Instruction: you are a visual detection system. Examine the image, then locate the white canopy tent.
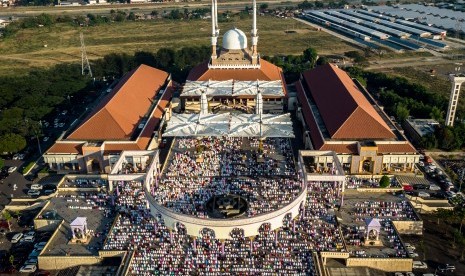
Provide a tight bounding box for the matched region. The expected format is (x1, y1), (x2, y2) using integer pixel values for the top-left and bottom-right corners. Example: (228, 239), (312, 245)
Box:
(163, 113), (230, 137)
(229, 113), (294, 137)
(181, 80), (285, 97)
(163, 112), (294, 138)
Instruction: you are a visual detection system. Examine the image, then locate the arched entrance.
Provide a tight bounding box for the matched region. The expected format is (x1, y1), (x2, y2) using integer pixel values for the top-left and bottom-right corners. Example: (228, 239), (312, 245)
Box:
(87, 159), (101, 173)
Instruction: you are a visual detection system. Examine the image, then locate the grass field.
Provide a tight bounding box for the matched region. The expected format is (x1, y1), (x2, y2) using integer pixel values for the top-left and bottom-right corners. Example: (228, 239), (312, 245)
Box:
(0, 15), (358, 76)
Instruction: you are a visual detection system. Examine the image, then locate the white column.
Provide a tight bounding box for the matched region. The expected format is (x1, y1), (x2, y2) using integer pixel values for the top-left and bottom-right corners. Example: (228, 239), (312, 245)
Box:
(200, 90), (209, 115)
(255, 89), (263, 115)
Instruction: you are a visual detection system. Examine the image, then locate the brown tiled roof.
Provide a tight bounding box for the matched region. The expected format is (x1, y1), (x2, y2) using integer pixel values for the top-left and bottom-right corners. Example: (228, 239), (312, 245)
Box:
(376, 143), (417, 153)
(301, 63), (395, 140)
(47, 142), (84, 154)
(137, 85), (173, 150)
(67, 64), (169, 141)
(187, 59), (284, 82)
(295, 80), (324, 149)
(320, 143), (358, 154)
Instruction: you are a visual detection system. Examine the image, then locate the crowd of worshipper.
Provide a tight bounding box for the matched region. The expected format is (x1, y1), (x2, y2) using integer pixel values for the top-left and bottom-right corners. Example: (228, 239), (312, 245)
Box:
(347, 200), (419, 222)
(152, 137), (301, 218)
(101, 175), (348, 275)
(342, 221), (408, 258)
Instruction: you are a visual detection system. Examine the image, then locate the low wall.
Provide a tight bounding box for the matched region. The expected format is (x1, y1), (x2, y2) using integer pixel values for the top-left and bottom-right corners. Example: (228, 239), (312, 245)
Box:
(38, 255), (102, 270)
(392, 220), (423, 235)
(146, 186), (307, 240)
(346, 257), (412, 272)
(34, 219), (62, 232)
(4, 201), (46, 212)
(356, 187), (403, 193)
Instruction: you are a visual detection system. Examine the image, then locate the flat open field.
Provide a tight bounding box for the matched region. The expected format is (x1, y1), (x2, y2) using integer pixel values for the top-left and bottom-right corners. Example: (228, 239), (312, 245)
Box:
(0, 16), (358, 76)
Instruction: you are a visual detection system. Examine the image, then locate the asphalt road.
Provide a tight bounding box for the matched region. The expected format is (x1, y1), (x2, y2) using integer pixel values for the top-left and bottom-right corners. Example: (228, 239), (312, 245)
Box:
(0, 0), (303, 18)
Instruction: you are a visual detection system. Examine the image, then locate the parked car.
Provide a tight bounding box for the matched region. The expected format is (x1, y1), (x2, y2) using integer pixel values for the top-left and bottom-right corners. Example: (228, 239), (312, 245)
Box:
(408, 250), (419, 257)
(445, 191), (456, 198)
(43, 136), (49, 142)
(438, 264), (455, 272)
(19, 264), (37, 273)
(7, 166), (17, 173)
(34, 241), (47, 251)
(24, 231), (35, 238)
(21, 236), (35, 243)
(429, 184), (441, 191)
(418, 191), (430, 198)
(405, 243), (416, 250)
(412, 261), (427, 269)
(27, 189), (40, 196)
(11, 233), (23, 243)
(24, 257), (38, 265)
(31, 184), (42, 190)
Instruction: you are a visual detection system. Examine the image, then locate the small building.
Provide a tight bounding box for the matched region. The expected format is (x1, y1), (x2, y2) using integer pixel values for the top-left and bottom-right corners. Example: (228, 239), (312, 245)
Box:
(403, 118), (439, 145)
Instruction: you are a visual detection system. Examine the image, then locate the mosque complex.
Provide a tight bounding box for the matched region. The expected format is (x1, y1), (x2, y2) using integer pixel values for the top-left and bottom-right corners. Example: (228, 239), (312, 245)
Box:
(35, 0), (423, 274)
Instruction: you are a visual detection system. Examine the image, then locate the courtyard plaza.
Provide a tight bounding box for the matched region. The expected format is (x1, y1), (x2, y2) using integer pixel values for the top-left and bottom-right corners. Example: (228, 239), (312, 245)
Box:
(152, 137), (301, 218)
(102, 176), (344, 275)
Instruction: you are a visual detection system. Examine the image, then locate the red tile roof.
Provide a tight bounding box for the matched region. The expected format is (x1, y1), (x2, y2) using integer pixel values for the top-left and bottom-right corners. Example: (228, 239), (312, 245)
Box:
(67, 64), (169, 141)
(376, 143), (417, 153)
(320, 143), (358, 154)
(295, 80), (324, 149)
(187, 59), (284, 82)
(47, 142), (84, 154)
(301, 64), (395, 140)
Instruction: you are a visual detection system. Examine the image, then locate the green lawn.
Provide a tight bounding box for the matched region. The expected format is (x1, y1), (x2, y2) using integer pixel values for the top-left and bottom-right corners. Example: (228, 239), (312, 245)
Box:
(0, 16), (358, 76)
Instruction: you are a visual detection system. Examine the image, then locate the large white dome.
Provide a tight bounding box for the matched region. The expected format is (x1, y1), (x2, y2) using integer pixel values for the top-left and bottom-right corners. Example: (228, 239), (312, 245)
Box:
(222, 28), (248, 50)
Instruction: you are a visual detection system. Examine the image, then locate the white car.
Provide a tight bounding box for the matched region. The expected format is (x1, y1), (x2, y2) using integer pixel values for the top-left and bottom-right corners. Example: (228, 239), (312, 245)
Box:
(418, 192), (430, 198)
(445, 191), (456, 198)
(21, 236), (35, 243)
(43, 136), (49, 142)
(429, 184), (441, 191)
(406, 273), (415, 276)
(11, 233), (23, 243)
(27, 189), (40, 196)
(408, 250), (419, 257)
(19, 264), (37, 273)
(413, 261), (428, 269)
(31, 184), (42, 190)
(405, 243), (416, 250)
(59, 123), (65, 127)
(7, 166), (17, 173)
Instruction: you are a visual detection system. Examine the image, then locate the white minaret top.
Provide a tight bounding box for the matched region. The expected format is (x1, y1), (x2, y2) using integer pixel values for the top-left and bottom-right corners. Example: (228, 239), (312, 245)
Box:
(211, 0), (218, 58)
(251, 0), (259, 61)
(252, 0), (258, 38)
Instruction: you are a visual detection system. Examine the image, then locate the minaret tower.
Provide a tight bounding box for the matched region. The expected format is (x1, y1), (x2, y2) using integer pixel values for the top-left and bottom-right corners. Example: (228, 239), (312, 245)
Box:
(251, 0), (259, 65)
(211, 0), (219, 61)
(446, 72), (465, 126)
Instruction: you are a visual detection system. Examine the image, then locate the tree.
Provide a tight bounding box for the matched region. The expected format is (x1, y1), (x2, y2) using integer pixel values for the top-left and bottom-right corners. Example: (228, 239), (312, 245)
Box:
(303, 47), (318, 68)
(395, 103), (410, 122)
(0, 133), (27, 154)
(260, 3), (268, 10)
(379, 175), (390, 188)
(316, 56), (329, 65)
(3, 211), (12, 231)
(0, 158), (3, 169)
(430, 106), (444, 122)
